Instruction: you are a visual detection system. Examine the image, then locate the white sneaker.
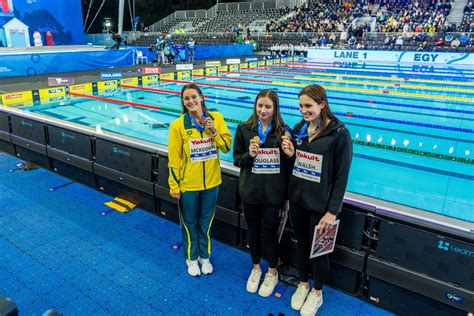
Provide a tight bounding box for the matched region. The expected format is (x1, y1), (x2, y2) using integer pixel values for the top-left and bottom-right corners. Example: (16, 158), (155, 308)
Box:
(186, 259), (201, 277)
(300, 291), (323, 316)
(246, 268), (262, 293)
(291, 284), (310, 311)
(258, 271), (279, 297)
(198, 258), (213, 275)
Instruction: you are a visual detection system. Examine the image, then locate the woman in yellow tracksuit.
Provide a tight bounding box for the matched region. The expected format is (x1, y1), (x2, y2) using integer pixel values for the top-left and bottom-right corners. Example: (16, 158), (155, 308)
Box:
(168, 83), (232, 277)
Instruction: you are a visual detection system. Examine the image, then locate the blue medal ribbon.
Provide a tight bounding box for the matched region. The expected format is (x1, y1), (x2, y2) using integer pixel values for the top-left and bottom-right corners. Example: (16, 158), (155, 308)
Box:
(257, 120), (273, 145)
(295, 121), (321, 144)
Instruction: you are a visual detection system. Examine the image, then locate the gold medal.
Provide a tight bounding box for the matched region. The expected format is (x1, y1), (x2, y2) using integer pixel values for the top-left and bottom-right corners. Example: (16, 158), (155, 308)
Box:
(251, 136), (260, 145)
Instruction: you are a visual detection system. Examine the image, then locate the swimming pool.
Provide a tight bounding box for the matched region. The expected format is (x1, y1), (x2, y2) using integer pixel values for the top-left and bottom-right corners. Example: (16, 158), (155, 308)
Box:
(20, 63), (474, 222)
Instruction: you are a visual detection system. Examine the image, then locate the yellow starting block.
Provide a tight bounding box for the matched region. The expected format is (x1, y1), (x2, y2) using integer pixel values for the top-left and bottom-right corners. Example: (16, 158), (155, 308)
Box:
(104, 197), (136, 213)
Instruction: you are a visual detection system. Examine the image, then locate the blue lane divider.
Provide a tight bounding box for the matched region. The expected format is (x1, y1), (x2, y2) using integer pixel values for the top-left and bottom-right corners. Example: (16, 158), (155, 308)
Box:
(229, 82), (474, 115)
(205, 94), (474, 134)
(230, 73), (473, 108)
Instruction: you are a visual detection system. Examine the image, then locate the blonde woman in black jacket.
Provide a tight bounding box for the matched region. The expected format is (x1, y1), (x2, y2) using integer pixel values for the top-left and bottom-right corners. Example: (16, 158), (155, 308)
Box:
(282, 85), (352, 316)
(233, 90), (290, 298)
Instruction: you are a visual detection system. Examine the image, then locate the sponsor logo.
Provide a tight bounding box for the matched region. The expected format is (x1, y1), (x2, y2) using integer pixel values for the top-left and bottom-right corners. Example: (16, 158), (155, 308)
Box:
(47, 88), (63, 94)
(191, 138), (212, 145)
(438, 240), (473, 257)
(259, 149), (278, 155)
(60, 131), (75, 140)
(5, 93), (23, 100)
(101, 72), (122, 79)
(113, 147), (130, 156)
(445, 292), (464, 304)
(297, 151), (320, 162)
(142, 67), (161, 74)
(48, 77), (74, 86)
(20, 120), (32, 127)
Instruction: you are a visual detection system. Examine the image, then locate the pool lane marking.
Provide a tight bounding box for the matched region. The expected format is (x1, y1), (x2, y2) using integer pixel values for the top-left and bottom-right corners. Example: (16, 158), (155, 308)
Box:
(238, 70), (474, 93)
(192, 76), (473, 115)
(196, 74), (474, 106)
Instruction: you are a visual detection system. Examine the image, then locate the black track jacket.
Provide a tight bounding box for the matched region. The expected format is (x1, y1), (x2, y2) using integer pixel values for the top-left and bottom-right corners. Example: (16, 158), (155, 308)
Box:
(233, 123), (290, 206)
(288, 119), (352, 215)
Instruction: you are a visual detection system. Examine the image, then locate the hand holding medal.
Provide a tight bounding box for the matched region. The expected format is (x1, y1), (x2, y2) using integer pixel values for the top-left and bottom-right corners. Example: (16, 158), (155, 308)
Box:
(281, 131), (294, 157)
(204, 117), (217, 136)
(249, 136), (260, 158)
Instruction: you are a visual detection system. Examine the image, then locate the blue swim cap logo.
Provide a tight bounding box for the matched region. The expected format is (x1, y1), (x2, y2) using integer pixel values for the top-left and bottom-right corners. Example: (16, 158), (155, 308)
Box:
(438, 240), (449, 251)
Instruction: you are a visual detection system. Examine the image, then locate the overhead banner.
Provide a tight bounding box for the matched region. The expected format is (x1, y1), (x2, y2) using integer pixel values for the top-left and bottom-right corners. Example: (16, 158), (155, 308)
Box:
(307, 49), (474, 67)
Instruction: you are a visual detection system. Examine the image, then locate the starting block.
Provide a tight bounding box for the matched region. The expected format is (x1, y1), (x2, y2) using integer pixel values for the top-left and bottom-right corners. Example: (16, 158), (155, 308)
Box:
(104, 197), (136, 213)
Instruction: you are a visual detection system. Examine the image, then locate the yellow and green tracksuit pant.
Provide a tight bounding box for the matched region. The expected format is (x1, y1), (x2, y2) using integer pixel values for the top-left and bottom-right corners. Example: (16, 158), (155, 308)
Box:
(179, 186), (219, 261)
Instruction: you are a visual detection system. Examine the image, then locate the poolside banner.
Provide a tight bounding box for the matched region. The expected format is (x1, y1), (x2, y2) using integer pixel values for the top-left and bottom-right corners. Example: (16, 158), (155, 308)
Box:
(38, 87), (66, 100)
(245, 57), (258, 62)
(142, 67), (161, 74)
(218, 65), (229, 73)
(142, 75), (159, 85)
(70, 83), (93, 94)
(266, 60), (274, 66)
(47, 77), (74, 87)
(0, 91), (33, 106)
(121, 77), (139, 87)
(226, 59), (240, 65)
(229, 64), (240, 73)
(177, 71), (191, 81)
(205, 67), (218, 76)
(307, 49), (474, 67)
(249, 62), (258, 69)
(101, 72), (123, 80)
(192, 69), (204, 76)
(176, 64), (193, 71)
(240, 63), (248, 69)
(258, 61), (265, 67)
(205, 61), (221, 67)
(98, 80), (118, 91)
(274, 59), (281, 64)
(281, 58), (288, 63)
(160, 73), (175, 80)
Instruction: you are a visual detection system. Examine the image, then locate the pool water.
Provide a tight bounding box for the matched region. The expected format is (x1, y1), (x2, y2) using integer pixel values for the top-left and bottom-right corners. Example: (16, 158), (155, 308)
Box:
(23, 64), (474, 222)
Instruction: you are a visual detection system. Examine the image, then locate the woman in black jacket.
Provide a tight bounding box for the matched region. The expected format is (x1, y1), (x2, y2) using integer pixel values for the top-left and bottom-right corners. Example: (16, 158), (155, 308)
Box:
(233, 89), (290, 298)
(281, 85), (352, 316)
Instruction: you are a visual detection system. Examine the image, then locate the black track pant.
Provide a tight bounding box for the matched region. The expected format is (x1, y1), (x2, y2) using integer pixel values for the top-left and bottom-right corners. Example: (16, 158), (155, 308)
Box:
(289, 202), (330, 290)
(243, 203), (282, 268)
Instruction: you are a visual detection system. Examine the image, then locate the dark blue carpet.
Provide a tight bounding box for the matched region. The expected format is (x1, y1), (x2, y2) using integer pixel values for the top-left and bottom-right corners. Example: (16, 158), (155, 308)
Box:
(0, 153), (394, 315)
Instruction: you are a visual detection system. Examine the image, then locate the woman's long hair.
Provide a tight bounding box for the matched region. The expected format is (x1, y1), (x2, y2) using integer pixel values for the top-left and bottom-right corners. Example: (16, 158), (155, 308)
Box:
(243, 89), (286, 145)
(181, 83), (208, 114)
(298, 84), (337, 131)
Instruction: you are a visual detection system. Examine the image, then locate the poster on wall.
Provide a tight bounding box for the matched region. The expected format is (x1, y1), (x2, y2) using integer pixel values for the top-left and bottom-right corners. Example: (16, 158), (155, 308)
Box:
(0, 0), (84, 47)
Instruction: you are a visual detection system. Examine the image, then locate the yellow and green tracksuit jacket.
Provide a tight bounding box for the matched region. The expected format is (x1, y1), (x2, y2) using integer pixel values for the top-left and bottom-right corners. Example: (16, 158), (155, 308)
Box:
(168, 111), (232, 193)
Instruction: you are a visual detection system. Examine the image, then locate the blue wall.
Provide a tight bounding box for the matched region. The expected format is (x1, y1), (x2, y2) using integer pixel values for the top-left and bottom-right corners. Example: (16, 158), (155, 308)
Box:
(9, 0), (84, 45)
(0, 49), (134, 78)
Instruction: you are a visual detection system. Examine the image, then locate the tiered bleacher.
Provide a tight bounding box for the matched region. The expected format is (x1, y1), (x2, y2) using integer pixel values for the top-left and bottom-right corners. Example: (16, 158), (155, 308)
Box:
(127, 0), (474, 53)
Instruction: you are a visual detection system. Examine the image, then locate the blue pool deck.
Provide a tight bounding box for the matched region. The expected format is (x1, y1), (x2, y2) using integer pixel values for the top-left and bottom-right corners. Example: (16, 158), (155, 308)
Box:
(0, 152), (394, 315)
